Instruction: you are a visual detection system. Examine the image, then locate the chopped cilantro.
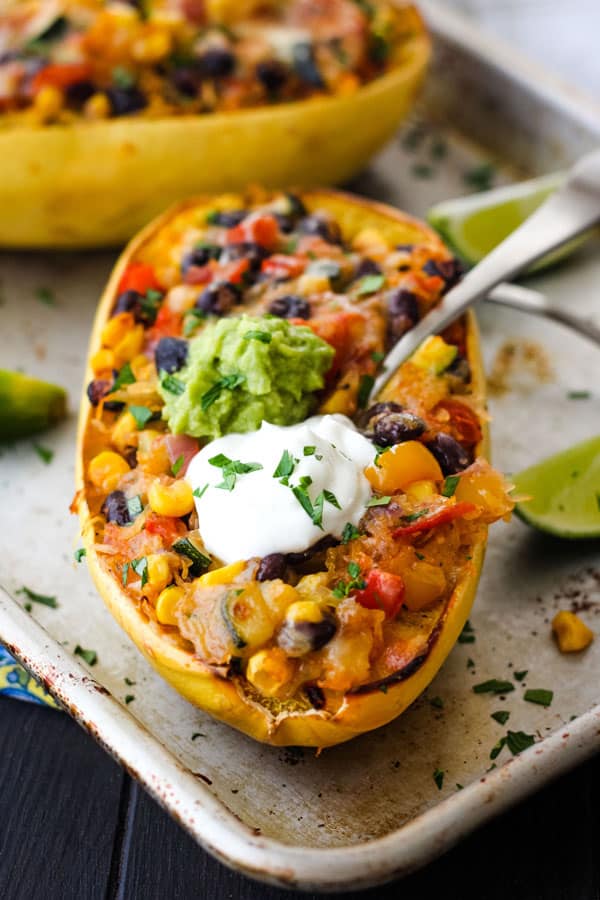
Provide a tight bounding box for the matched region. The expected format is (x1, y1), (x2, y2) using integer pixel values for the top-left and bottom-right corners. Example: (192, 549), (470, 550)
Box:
(491, 710), (510, 725)
(412, 163), (434, 179)
(183, 308), (207, 337)
(124, 694), (135, 705)
(126, 495), (143, 520)
(273, 449), (296, 479)
(467, 658), (475, 669)
(523, 688), (553, 707)
(140, 289), (162, 324)
(357, 373), (375, 408)
(415, 552), (426, 561)
(442, 475), (460, 498)
(112, 66), (135, 88)
(201, 373), (245, 410)
(121, 562), (130, 586)
(371, 350), (385, 364)
(514, 670), (528, 682)
(378, 683), (388, 694)
(33, 443), (53, 464)
(74, 548), (86, 563)
(112, 362), (136, 392)
(171, 454), (185, 476)
(193, 484), (208, 499)
(399, 509), (428, 524)
(124, 677), (136, 686)
(131, 556), (148, 588)
(341, 522), (361, 543)
(473, 679), (514, 695)
(458, 621), (475, 644)
(433, 768), (444, 790)
(506, 730), (535, 755)
(292, 484), (317, 524)
(366, 495), (391, 508)
(430, 138), (448, 160)
(303, 445), (316, 456)
(129, 405), (153, 429)
(35, 286), (56, 306)
(332, 561), (366, 598)
(430, 696), (444, 710)
(567, 390), (590, 400)
(464, 162), (496, 192)
(357, 274), (385, 296)
(161, 373), (186, 396)
(191, 732), (206, 740)
(209, 454), (263, 491)
(17, 586), (58, 608)
(243, 330), (272, 344)
(74, 645), (97, 666)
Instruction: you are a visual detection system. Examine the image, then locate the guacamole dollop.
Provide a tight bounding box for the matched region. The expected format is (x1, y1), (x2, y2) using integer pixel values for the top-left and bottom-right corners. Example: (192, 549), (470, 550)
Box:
(159, 315), (335, 438)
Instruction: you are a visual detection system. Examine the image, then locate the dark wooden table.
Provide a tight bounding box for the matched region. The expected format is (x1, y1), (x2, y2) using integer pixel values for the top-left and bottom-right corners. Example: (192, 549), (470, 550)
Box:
(1, 697), (599, 899)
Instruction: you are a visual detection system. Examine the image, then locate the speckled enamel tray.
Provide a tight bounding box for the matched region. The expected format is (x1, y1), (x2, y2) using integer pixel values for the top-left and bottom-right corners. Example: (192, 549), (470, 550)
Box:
(1, 3), (600, 890)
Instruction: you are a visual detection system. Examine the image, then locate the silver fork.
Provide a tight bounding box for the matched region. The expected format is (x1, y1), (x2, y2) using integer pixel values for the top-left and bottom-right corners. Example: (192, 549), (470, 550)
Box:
(485, 282), (600, 346)
(373, 148), (600, 397)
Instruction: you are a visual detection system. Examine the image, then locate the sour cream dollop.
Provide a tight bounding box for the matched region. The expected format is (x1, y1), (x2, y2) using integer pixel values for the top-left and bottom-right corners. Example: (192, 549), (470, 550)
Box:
(186, 415), (375, 564)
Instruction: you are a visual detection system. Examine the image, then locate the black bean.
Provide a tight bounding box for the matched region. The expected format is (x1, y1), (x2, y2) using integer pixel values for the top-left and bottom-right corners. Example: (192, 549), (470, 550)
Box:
(387, 288), (419, 341)
(209, 209), (247, 228)
(273, 213), (295, 234)
(268, 294), (310, 320)
(374, 410), (426, 446)
(256, 553), (287, 582)
(427, 432), (471, 475)
(285, 535), (338, 565)
(113, 289), (142, 316)
(196, 281), (240, 316)
(220, 241), (267, 271)
(277, 610), (337, 657)
(395, 243), (414, 252)
(181, 245), (221, 273)
(106, 86), (147, 116)
(155, 337), (188, 374)
(422, 257), (463, 290)
(102, 490), (130, 526)
(87, 379), (111, 407)
(284, 193), (307, 219)
(354, 258), (381, 279)
(447, 354), (471, 384)
(65, 80), (96, 106)
(200, 47), (235, 78)
(171, 65), (202, 98)
(292, 43), (324, 87)
(305, 684), (325, 709)
(356, 401), (403, 430)
(298, 214), (342, 244)
(256, 59), (288, 93)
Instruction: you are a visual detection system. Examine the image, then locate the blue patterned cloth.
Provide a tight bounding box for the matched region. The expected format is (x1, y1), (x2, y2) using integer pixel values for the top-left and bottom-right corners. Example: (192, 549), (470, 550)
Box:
(0, 645), (57, 707)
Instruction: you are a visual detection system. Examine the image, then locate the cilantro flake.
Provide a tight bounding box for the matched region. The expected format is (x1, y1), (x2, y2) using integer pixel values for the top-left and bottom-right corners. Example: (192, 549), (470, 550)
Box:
(341, 522), (361, 543)
(17, 586), (58, 608)
(131, 556), (148, 588)
(514, 670), (528, 682)
(161, 373), (186, 396)
(129, 405), (153, 429)
(243, 330), (272, 344)
(74, 548), (86, 563)
(124, 694), (135, 705)
(433, 768), (444, 790)
(171, 454), (185, 477)
(357, 274), (385, 296)
(366, 495), (391, 508)
(442, 475), (460, 498)
(201, 373), (245, 411)
(33, 443), (53, 464)
(273, 449), (295, 479)
(567, 390), (590, 400)
(491, 710), (510, 725)
(303, 445), (316, 456)
(126, 495), (143, 520)
(430, 696), (444, 710)
(112, 362), (136, 392)
(357, 373), (375, 408)
(35, 286), (56, 306)
(74, 645), (97, 666)
(473, 679), (514, 695)
(458, 621), (475, 644)
(524, 688), (553, 708)
(193, 484), (209, 499)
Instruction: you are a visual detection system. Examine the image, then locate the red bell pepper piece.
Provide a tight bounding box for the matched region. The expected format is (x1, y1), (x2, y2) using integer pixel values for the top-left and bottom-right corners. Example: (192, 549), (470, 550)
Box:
(354, 569), (405, 619)
(145, 513), (187, 545)
(31, 62), (93, 94)
(393, 501), (476, 537)
(148, 305), (182, 340)
(218, 258), (250, 284)
(118, 263), (161, 296)
(261, 254), (307, 279)
(226, 214), (279, 249)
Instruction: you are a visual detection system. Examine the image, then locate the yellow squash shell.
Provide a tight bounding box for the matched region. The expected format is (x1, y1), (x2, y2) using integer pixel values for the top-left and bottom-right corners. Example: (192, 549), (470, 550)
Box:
(77, 188), (489, 747)
(0, 9), (429, 248)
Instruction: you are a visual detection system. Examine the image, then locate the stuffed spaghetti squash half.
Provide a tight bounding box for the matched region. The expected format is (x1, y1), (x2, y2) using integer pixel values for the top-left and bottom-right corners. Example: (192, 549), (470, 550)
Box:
(0, 0), (429, 247)
(75, 188), (513, 747)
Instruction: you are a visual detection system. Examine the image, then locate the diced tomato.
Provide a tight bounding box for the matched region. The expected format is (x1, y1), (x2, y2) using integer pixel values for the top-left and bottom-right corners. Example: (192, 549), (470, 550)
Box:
(261, 254), (307, 279)
(118, 263), (161, 296)
(184, 264), (214, 286)
(145, 513), (187, 545)
(434, 399), (482, 447)
(304, 311), (364, 379)
(148, 305), (182, 340)
(218, 258), (250, 284)
(31, 63), (93, 94)
(354, 569), (405, 619)
(226, 214), (279, 249)
(393, 501), (477, 537)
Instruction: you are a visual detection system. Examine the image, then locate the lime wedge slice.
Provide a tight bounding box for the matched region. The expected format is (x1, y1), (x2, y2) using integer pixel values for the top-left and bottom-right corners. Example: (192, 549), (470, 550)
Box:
(513, 436), (600, 539)
(0, 369), (67, 440)
(427, 172), (584, 271)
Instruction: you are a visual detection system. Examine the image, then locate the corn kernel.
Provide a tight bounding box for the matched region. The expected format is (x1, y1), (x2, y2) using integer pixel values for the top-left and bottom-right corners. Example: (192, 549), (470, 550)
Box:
(114, 325), (145, 365)
(405, 479), (437, 501)
(246, 647), (295, 698)
(156, 585), (185, 626)
(552, 610), (594, 653)
(146, 554), (172, 592)
(34, 85), (63, 122)
(197, 560), (246, 587)
(84, 92), (111, 120)
(297, 273), (331, 295)
(137, 431), (171, 475)
(88, 450), (130, 493)
(101, 313), (135, 349)
(352, 227), (388, 255)
(148, 479), (194, 517)
(111, 411), (138, 452)
(132, 29), (172, 62)
(285, 600), (323, 625)
(260, 581), (299, 619)
(91, 348), (116, 374)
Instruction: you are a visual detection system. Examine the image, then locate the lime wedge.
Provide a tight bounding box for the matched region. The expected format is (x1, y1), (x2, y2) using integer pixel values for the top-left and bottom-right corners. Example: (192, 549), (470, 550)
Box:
(427, 172), (584, 271)
(513, 436), (600, 539)
(0, 369), (67, 440)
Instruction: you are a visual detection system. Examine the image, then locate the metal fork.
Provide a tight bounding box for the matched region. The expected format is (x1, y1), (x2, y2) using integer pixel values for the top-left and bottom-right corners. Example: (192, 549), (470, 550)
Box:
(373, 148), (600, 397)
(486, 282), (600, 346)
